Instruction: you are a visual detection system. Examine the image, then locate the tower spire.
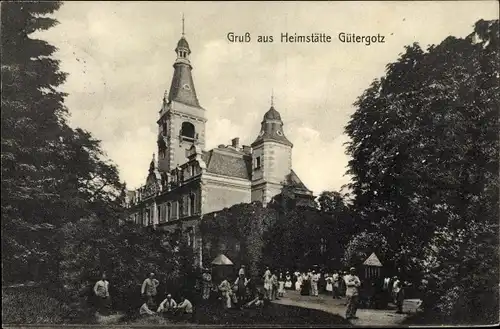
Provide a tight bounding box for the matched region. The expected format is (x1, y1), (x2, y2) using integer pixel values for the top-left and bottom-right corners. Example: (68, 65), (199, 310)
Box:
(271, 89), (274, 107)
(182, 13), (185, 37)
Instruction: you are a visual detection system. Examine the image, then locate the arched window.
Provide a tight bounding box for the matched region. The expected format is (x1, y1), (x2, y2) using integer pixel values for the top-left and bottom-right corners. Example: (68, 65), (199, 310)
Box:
(181, 122), (195, 139)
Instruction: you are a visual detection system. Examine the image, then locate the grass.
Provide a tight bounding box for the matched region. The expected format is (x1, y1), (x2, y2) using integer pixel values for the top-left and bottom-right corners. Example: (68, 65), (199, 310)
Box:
(122, 297), (350, 326)
(2, 287), (70, 324)
(3, 286), (349, 326)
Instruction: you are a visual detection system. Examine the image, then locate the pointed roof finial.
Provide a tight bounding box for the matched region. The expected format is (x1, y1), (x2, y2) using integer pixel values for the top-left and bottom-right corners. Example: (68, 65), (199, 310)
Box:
(182, 13), (185, 37)
(271, 89), (274, 107)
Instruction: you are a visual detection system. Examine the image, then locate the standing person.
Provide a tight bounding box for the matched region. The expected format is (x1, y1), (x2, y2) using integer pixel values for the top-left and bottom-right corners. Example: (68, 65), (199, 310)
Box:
(311, 270), (320, 297)
(392, 276), (399, 304)
(278, 272), (285, 297)
(285, 271), (292, 290)
(325, 273), (333, 295)
(332, 271), (341, 299)
(93, 272), (111, 315)
(218, 277), (233, 309)
(141, 273), (160, 309)
(234, 273), (249, 308)
(344, 267), (361, 320)
(201, 268), (212, 300)
(300, 272), (310, 296)
(271, 271), (279, 300)
(393, 278), (405, 313)
(295, 271), (302, 291)
(263, 270), (273, 300)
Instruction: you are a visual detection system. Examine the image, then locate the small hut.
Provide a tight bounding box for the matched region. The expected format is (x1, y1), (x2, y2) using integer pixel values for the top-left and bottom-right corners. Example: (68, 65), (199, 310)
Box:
(211, 253), (234, 284)
(362, 252), (383, 280)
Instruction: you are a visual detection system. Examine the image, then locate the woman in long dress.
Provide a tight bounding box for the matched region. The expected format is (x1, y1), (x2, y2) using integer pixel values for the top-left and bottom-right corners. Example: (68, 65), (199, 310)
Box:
(278, 272), (285, 297)
(300, 272), (310, 296)
(284, 271), (292, 290)
(325, 273), (333, 294)
(295, 272), (303, 291)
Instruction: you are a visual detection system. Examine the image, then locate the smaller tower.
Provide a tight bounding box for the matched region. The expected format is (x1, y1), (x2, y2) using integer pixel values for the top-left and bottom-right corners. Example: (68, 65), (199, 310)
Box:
(251, 95), (293, 204)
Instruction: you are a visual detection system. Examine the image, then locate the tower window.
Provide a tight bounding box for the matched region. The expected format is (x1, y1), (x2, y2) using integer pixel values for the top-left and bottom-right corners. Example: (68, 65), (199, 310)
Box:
(181, 122), (195, 139)
(254, 156), (261, 169)
(189, 193), (196, 215)
(162, 122), (168, 135)
(157, 205), (161, 223)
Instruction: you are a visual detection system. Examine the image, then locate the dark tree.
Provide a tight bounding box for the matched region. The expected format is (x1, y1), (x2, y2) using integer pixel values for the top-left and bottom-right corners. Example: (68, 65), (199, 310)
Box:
(1, 1), (124, 284)
(344, 19), (499, 324)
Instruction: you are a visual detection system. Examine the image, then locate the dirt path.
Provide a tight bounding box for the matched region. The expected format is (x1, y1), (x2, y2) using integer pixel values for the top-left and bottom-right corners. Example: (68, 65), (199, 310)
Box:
(272, 291), (413, 326)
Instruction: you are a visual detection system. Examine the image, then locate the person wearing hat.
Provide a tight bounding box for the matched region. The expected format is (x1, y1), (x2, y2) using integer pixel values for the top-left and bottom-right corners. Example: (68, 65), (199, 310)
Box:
(141, 273), (160, 309)
(344, 267), (361, 320)
(157, 293), (177, 314)
(201, 268), (212, 300)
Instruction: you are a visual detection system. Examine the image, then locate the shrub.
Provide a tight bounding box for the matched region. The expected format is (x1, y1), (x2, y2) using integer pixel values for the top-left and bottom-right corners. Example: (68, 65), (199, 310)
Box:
(59, 217), (189, 318)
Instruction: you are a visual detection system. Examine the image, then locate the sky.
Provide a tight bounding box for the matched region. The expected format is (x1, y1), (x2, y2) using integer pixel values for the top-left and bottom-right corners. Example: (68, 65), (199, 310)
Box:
(38, 1), (498, 196)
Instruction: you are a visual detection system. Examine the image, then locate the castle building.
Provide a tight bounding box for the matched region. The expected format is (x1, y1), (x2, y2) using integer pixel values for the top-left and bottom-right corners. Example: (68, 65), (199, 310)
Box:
(126, 30), (313, 266)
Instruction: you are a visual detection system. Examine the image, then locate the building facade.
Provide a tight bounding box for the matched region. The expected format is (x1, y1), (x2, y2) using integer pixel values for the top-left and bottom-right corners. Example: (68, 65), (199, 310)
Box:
(126, 32), (313, 266)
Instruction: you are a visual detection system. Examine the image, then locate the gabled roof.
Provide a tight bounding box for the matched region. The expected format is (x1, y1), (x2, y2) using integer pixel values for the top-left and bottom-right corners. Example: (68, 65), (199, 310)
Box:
(211, 254), (233, 265)
(363, 252), (383, 267)
(286, 170), (312, 195)
(201, 148), (252, 180)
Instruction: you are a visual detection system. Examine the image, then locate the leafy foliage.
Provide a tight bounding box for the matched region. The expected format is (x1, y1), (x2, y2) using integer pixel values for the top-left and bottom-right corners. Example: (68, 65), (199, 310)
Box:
(344, 19), (499, 323)
(59, 217), (192, 318)
(1, 1), (124, 284)
(200, 202), (274, 278)
(343, 231), (389, 267)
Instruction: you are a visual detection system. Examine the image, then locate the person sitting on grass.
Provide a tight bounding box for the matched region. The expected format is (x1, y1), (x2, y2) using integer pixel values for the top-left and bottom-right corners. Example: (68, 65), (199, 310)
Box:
(173, 295), (193, 321)
(243, 291), (265, 309)
(157, 294), (177, 314)
(139, 297), (157, 316)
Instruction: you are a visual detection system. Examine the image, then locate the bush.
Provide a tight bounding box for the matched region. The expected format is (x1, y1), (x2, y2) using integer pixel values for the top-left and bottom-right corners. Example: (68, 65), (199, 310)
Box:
(343, 231), (389, 267)
(59, 217), (190, 318)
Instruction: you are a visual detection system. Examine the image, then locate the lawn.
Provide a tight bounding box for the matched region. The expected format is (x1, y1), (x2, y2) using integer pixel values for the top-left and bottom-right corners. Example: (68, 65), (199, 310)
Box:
(2, 286), (70, 324)
(121, 298), (350, 326)
(3, 286), (349, 326)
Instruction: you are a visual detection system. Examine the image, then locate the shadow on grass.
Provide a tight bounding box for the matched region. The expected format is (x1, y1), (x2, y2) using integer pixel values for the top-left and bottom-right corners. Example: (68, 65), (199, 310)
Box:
(123, 299), (350, 326)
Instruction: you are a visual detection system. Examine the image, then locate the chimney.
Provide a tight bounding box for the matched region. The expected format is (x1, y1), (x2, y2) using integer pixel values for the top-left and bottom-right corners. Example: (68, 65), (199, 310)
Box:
(231, 137), (240, 149)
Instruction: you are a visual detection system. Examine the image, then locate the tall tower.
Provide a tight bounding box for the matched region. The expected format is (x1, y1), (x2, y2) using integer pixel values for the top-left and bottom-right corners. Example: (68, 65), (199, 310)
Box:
(157, 16), (206, 173)
(251, 96), (293, 204)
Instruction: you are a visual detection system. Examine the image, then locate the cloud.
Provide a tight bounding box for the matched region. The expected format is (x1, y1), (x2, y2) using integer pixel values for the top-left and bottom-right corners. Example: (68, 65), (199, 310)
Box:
(35, 1), (497, 194)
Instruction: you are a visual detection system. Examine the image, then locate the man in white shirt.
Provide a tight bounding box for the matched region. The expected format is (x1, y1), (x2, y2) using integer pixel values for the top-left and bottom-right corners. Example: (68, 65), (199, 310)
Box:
(344, 267), (361, 320)
(174, 295), (193, 321)
(93, 273), (111, 315)
(141, 273), (160, 308)
(157, 294), (177, 314)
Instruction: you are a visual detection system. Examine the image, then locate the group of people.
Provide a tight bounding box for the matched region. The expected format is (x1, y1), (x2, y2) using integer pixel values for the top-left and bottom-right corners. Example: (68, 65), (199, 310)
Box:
(92, 272), (193, 320)
(91, 265), (408, 322)
(138, 272), (194, 320)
